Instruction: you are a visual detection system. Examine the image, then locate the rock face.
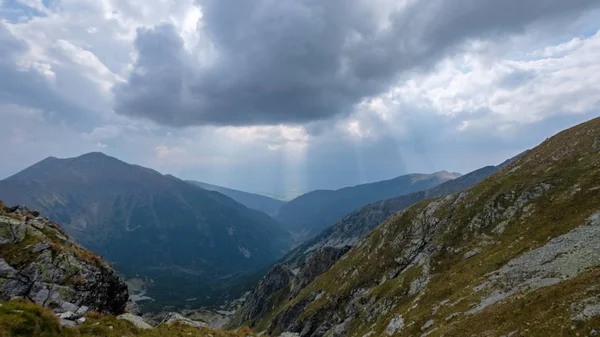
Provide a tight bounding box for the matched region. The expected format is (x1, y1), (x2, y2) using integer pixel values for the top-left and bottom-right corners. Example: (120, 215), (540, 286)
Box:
(249, 117), (600, 336)
(243, 264), (295, 323)
(0, 204), (128, 316)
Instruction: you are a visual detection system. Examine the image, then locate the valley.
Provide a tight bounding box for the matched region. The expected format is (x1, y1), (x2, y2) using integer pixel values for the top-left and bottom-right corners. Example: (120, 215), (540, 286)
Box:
(2, 117), (600, 336)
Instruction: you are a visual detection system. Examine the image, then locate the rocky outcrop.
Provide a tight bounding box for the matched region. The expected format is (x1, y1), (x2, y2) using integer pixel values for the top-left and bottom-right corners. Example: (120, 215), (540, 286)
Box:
(240, 246), (351, 328)
(295, 246), (351, 289)
(0, 204), (128, 317)
(243, 264), (294, 322)
(159, 312), (208, 328)
(117, 313), (154, 329)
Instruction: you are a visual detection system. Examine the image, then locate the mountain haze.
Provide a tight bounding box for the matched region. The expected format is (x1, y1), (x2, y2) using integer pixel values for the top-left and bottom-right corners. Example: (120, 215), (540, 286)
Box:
(275, 171), (460, 239)
(249, 117), (600, 336)
(0, 152), (292, 308)
(188, 181), (285, 216)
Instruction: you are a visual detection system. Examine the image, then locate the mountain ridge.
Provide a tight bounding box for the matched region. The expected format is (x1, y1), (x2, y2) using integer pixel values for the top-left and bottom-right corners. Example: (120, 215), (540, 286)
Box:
(188, 180), (286, 216)
(275, 171), (461, 240)
(253, 116), (600, 336)
(0, 152), (292, 310)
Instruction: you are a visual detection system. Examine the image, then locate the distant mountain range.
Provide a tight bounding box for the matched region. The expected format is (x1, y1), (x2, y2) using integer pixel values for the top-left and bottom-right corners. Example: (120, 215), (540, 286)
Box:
(274, 171), (461, 240)
(0, 152), (292, 309)
(281, 153), (523, 267)
(187, 181), (285, 216)
(235, 154), (522, 328)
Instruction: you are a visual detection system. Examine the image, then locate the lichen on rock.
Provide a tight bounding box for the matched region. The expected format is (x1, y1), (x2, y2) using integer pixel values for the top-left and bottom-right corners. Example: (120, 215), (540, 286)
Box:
(0, 204), (128, 318)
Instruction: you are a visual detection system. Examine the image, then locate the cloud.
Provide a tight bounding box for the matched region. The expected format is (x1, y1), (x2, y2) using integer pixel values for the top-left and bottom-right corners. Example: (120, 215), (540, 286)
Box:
(1, 0), (600, 197)
(114, 0), (600, 127)
(390, 31), (600, 126)
(0, 22), (85, 124)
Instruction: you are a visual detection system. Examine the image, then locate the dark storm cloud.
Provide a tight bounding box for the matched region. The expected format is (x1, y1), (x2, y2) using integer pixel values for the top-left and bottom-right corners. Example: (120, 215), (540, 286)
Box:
(114, 0), (600, 127)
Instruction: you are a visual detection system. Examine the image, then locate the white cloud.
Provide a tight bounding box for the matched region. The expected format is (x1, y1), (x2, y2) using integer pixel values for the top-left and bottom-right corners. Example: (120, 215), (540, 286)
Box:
(220, 125), (310, 149)
(383, 30), (600, 130)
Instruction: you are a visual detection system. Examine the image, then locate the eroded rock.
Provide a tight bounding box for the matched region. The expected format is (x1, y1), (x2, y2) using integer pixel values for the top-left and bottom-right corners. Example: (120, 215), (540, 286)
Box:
(159, 312), (207, 329)
(117, 313), (153, 329)
(0, 206), (128, 316)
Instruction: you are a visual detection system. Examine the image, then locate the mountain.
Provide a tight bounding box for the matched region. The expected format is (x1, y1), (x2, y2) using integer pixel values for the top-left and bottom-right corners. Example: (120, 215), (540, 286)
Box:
(244, 116), (600, 336)
(0, 203), (128, 319)
(232, 154), (522, 329)
(275, 171), (460, 240)
(282, 154), (522, 266)
(188, 181), (286, 216)
(0, 152), (292, 309)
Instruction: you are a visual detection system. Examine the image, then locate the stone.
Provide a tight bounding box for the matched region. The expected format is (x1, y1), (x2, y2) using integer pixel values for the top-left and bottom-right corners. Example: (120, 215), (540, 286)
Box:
(590, 329), (599, 337)
(77, 317), (86, 324)
(0, 259), (18, 278)
(61, 302), (79, 313)
(445, 313), (460, 322)
(59, 311), (76, 320)
(59, 319), (77, 328)
(75, 305), (89, 317)
(117, 313), (153, 329)
(32, 241), (52, 253)
(421, 319), (434, 331)
(159, 312), (207, 329)
(573, 304), (600, 321)
(385, 315), (404, 335)
(30, 287), (50, 304)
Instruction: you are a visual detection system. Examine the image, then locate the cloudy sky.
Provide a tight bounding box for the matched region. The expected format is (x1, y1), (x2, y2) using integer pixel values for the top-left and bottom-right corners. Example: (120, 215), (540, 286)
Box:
(1, 0), (599, 198)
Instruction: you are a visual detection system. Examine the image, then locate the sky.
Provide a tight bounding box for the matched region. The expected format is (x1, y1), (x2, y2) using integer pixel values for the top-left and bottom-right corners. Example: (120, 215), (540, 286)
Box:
(1, 0), (599, 198)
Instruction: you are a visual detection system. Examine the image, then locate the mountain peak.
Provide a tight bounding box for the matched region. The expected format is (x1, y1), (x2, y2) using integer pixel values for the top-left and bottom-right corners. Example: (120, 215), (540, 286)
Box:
(78, 151), (110, 159)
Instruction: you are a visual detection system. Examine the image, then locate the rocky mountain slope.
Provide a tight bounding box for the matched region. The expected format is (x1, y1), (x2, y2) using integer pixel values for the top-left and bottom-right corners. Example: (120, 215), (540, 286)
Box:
(188, 181), (286, 216)
(0, 203), (128, 318)
(0, 152), (292, 309)
(247, 117), (600, 336)
(0, 204), (266, 336)
(234, 155), (521, 330)
(275, 171), (460, 240)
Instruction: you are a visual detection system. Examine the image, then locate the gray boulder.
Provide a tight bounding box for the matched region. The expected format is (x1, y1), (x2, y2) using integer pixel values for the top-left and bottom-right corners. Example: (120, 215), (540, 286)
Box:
(159, 312), (208, 329)
(117, 313), (154, 329)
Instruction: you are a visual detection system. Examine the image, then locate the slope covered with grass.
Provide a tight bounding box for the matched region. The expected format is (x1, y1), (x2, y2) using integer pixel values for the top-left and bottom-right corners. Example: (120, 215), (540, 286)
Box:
(0, 300), (262, 337)
(259, 117), (600, 336)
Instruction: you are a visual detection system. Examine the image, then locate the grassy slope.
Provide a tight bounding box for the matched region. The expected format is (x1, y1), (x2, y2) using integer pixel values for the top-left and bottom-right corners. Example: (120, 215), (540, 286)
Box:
(263, 117), (600, 336)
(0, 300), (262, 337)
